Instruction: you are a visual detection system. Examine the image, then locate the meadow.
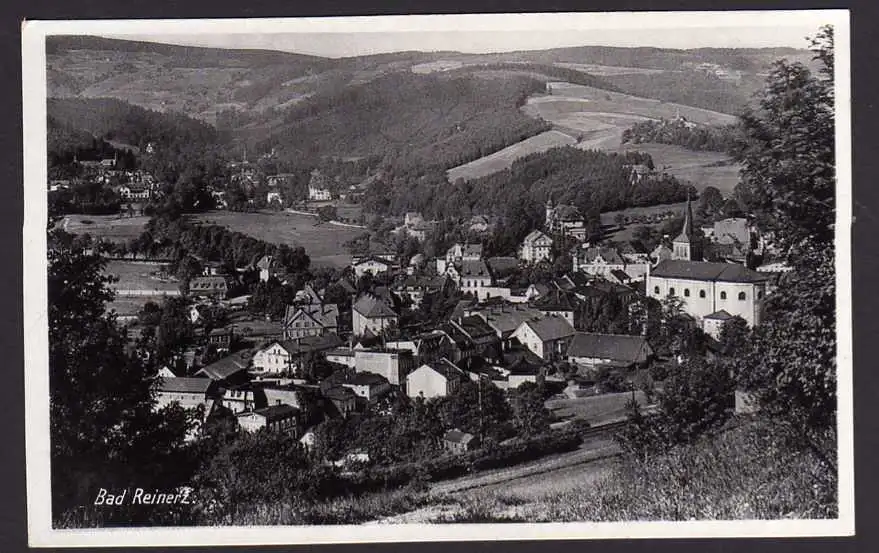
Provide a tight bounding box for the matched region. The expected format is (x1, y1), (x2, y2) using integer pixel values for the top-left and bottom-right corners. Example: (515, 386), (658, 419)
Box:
(191, 210), (366, 268)
(62, 214), (150, 243)
(446, 130), (577, 182)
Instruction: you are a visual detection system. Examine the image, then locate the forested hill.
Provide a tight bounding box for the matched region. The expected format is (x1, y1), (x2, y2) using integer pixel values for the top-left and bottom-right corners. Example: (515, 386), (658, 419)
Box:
(47, 97), (220, 153)
(262, 72), (550, 172)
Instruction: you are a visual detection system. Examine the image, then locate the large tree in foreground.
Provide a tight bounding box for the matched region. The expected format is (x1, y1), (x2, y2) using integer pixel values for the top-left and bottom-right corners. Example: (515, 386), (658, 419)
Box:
(734, 26), (837, 473)
(48, 228), (195, 524)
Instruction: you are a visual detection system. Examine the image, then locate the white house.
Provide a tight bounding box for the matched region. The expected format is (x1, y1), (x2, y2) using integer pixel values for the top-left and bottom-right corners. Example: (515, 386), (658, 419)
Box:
(520, 229), (553, 264)
(460, 259), (494, 300)
(353, 256), (393, 278)
(511, 316), (575, 361)
(405, 358), (465, 399)
(352, 294), (398, 336)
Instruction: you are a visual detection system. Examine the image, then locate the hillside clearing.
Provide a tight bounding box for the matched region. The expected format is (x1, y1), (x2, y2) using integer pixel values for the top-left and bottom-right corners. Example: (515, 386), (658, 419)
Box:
(446, 130), (577, 182)
(190, 210), (365, 268)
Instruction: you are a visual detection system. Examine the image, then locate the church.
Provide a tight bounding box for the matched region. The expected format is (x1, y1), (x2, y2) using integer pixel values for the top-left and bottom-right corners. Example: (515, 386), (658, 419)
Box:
(646, 197), (768, 328)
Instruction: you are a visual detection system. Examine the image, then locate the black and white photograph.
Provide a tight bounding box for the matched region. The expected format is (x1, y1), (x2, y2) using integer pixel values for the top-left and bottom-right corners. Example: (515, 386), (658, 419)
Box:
(21, 10), (853, 546)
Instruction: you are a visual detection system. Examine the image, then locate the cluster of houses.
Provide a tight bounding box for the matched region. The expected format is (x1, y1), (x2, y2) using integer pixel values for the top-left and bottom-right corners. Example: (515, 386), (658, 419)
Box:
(153, 195), (785, 452)
(49, 152), (160, 208)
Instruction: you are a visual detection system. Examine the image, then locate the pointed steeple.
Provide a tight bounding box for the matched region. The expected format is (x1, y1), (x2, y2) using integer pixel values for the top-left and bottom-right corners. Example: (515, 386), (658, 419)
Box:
(672, 190), (701, 261)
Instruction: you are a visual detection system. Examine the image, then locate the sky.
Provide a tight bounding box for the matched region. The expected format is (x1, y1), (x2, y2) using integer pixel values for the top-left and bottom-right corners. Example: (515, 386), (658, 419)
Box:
(94, 12), (837, 58)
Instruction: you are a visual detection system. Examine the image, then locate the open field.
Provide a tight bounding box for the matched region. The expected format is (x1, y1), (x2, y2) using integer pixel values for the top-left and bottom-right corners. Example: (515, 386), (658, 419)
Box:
(615, 142), (741, 196)
(451, 81), (741, 182)
(62, 214), (150, 243)
(105, 260), (177, 292)
(554, 62), (668, 77)
(546, 391), (648, 425)
(191, 210), (366, 268)
(446, 130), (576, 182)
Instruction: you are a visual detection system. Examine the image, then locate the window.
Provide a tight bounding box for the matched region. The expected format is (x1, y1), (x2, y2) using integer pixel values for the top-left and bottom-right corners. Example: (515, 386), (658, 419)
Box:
(738, 292), (746, 301)
(669, 287), (675, 296)
(684, 288), (690, 297)
(720, 291), (727, 300)
(654, 286), (660, 295)
(758, 290), (764, 299)
(699, 290), (706, 298)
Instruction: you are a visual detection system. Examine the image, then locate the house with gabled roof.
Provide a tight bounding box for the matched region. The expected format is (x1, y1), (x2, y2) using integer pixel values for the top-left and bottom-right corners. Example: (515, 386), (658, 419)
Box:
(443, 429), (478, 453)
(353, 255), (394, 279)
(250, 334), (343, 376)
(352, 294), (398, 336)
(195, 351), (252, 385)
(238, 404), (300, 434)
(189, 275), (231, 299)
(511, 316), (576, 361)
(566, 332), (653, 370)
(702, 309), (736, 340)
(405, 358), (465, 399)
(520, 229), (553, 264)
(283, 303), (339, 339)
(545, 199), (588, 241)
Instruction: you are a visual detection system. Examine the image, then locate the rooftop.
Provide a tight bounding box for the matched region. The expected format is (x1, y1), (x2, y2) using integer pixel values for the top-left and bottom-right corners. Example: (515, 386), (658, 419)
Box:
(651, 260), (768, 283)
(522, 316), (575, 342)
(156, 377), (213, 394)
(567, 332), (652, 363)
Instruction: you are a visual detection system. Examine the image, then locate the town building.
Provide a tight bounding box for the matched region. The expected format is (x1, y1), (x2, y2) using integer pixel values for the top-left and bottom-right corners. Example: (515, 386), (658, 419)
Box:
(405, 358), (465, 399)
(255, 254), (284, 282)
(352, 255), (394, 278)
(566, 332), (654, 370)
(443, 429), (478, 454)
(352, 294), (398, 336)
(353, 348), (416, 386)
(154, 377), (218, 411)
(460, 259), (493, 300)
(283, 303), (339, 339)
(511, 316), (576, 361)
(702, 309), (736, 340)
(237, 404), (300, 435)
(647, 260), (768, 327)
(322, 386), (358, 417)
(307, 169), (333, 201)
(250, 334), (344, 376)
(188, 276), (231, 299)
(520, 229), (553, 264)
(545, 199), (588, 241)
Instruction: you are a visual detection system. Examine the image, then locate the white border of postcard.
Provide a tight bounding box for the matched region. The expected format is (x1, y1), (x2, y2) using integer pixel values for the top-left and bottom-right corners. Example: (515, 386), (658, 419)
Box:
(22, 10), (853, 547)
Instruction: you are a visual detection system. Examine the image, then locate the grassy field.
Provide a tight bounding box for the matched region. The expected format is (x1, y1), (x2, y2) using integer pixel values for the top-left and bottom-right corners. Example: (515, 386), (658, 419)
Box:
(192, 210), (366, 268)
(446, 130), (576, 182)
(554, 62), (668, 77)
(105, 260), (177, 291)
(615, 142), (741, 196)
(104, 260), (178, 317)
(62, 214), (150, 243)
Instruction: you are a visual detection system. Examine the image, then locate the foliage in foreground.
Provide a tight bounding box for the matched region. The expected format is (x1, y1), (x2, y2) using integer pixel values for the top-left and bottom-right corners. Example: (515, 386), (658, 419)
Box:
(538, 419), (837, 522)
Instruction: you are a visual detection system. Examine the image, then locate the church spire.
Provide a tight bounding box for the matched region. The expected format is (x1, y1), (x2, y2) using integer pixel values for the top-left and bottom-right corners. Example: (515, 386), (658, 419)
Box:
(672, 190), (701, 261)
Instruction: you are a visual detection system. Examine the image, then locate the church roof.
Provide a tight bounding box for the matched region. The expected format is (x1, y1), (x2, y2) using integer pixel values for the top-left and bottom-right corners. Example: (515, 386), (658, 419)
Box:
(652, 260), (768, 283)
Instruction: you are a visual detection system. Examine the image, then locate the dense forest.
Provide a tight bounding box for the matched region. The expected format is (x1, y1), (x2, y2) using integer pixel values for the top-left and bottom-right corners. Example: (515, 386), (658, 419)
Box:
(47, 98), (220, 153)
(123, 213), (311, 276)
(621, 118), (743, 152)
(448, 62), (623, 92)
(604, 70), (759, 116)
(263, 72), (550, 172)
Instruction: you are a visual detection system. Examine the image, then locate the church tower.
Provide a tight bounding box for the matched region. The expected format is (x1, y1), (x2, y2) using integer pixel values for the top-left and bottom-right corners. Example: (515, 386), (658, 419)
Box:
(672, 192), (702, 261)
